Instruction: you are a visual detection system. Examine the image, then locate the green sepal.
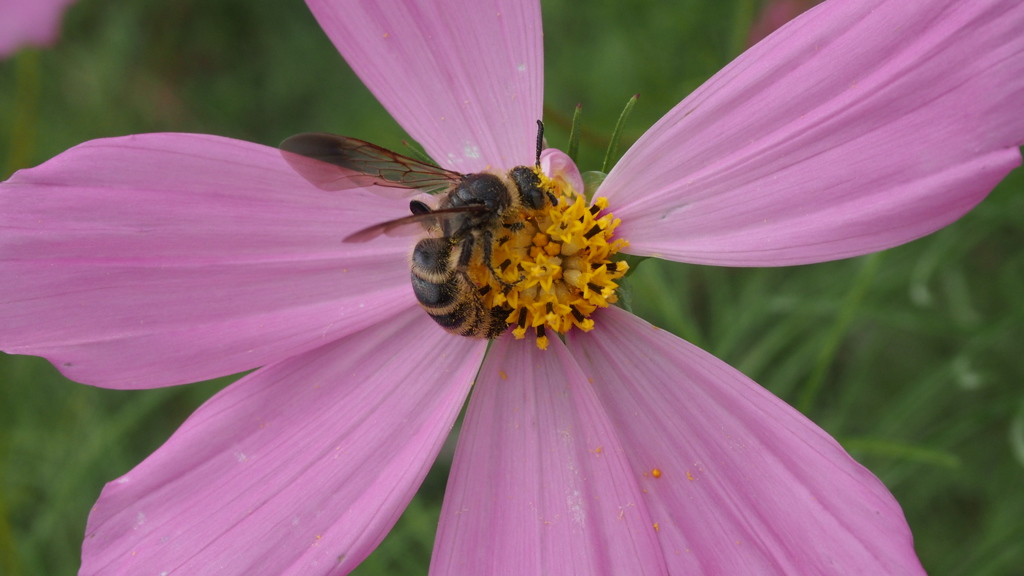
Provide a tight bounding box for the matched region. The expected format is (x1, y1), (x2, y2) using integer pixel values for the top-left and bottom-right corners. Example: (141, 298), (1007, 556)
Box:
(581, 170), (606, 203)
(619, 254), (649, 280)
(613, 274), (634, 313)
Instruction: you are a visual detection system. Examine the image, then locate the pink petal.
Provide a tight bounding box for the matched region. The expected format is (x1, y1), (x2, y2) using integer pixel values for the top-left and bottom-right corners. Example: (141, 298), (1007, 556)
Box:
(0, 0), (76, 58)
(81, 307), (486, 576)
(305, 0), (543, 172)
(432, 334), (667, 575)
(566, 307), (925, 574)
(0, 133), (419, 388)
(540, 148), (585, 195)
(603, 0), (1024, 266)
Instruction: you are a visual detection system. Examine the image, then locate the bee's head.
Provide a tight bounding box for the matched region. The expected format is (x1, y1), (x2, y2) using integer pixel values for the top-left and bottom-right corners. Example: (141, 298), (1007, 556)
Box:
(509, 166), (546, 210)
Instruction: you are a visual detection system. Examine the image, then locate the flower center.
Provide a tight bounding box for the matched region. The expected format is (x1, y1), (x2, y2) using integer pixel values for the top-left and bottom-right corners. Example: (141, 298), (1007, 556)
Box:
(467, 166), (629, 349)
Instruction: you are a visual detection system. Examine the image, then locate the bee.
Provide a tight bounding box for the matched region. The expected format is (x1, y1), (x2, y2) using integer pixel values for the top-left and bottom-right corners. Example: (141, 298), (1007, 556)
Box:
(280, 121), (550, 338)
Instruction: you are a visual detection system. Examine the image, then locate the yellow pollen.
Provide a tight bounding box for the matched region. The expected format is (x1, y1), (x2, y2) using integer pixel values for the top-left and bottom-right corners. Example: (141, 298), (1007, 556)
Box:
(466, 166), (629, 349)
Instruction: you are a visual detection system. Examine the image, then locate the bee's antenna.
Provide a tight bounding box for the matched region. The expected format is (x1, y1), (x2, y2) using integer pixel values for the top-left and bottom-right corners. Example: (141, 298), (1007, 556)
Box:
(535, 120), (544, 167)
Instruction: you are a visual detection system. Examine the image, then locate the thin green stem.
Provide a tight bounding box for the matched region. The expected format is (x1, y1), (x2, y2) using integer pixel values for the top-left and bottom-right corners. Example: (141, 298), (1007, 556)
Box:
(840, 436), (961, 469)
(798, 252), (883, 413)
(5, 49), (42, 178)
(567, 104), (582, 163)
(601, 94), (638, 173)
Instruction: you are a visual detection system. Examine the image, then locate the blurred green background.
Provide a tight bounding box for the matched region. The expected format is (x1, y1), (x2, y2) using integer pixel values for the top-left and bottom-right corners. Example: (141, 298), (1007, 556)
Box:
(1, 0), (1022, 574)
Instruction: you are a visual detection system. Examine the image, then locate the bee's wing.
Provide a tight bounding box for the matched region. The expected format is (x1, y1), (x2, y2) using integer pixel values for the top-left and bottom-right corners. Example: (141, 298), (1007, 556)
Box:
(344, 205), (488, 243)
(280, 133), (462, 198)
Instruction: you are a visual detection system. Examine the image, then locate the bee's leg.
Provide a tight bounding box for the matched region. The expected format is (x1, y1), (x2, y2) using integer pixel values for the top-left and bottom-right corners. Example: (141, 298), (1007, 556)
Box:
(456, 234), (475, 270)
(481, 229), (523, 290)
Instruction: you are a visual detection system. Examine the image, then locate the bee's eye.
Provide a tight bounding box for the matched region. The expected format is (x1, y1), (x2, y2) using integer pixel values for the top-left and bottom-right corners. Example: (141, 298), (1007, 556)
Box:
(523, 187), (546, 210)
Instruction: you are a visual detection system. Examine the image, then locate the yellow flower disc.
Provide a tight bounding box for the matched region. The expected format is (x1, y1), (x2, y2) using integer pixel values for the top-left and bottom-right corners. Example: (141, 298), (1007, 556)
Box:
(466, 167), (629, 349)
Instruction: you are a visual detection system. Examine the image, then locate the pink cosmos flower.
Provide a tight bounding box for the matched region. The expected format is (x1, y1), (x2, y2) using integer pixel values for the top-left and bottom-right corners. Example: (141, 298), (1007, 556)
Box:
(2, 0), (1023, 574)
(0, 0), (78, 58)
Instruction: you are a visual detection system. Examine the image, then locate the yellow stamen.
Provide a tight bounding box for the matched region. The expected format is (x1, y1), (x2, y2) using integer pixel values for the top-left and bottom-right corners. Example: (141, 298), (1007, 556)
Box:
(467, 166), (629, 348)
